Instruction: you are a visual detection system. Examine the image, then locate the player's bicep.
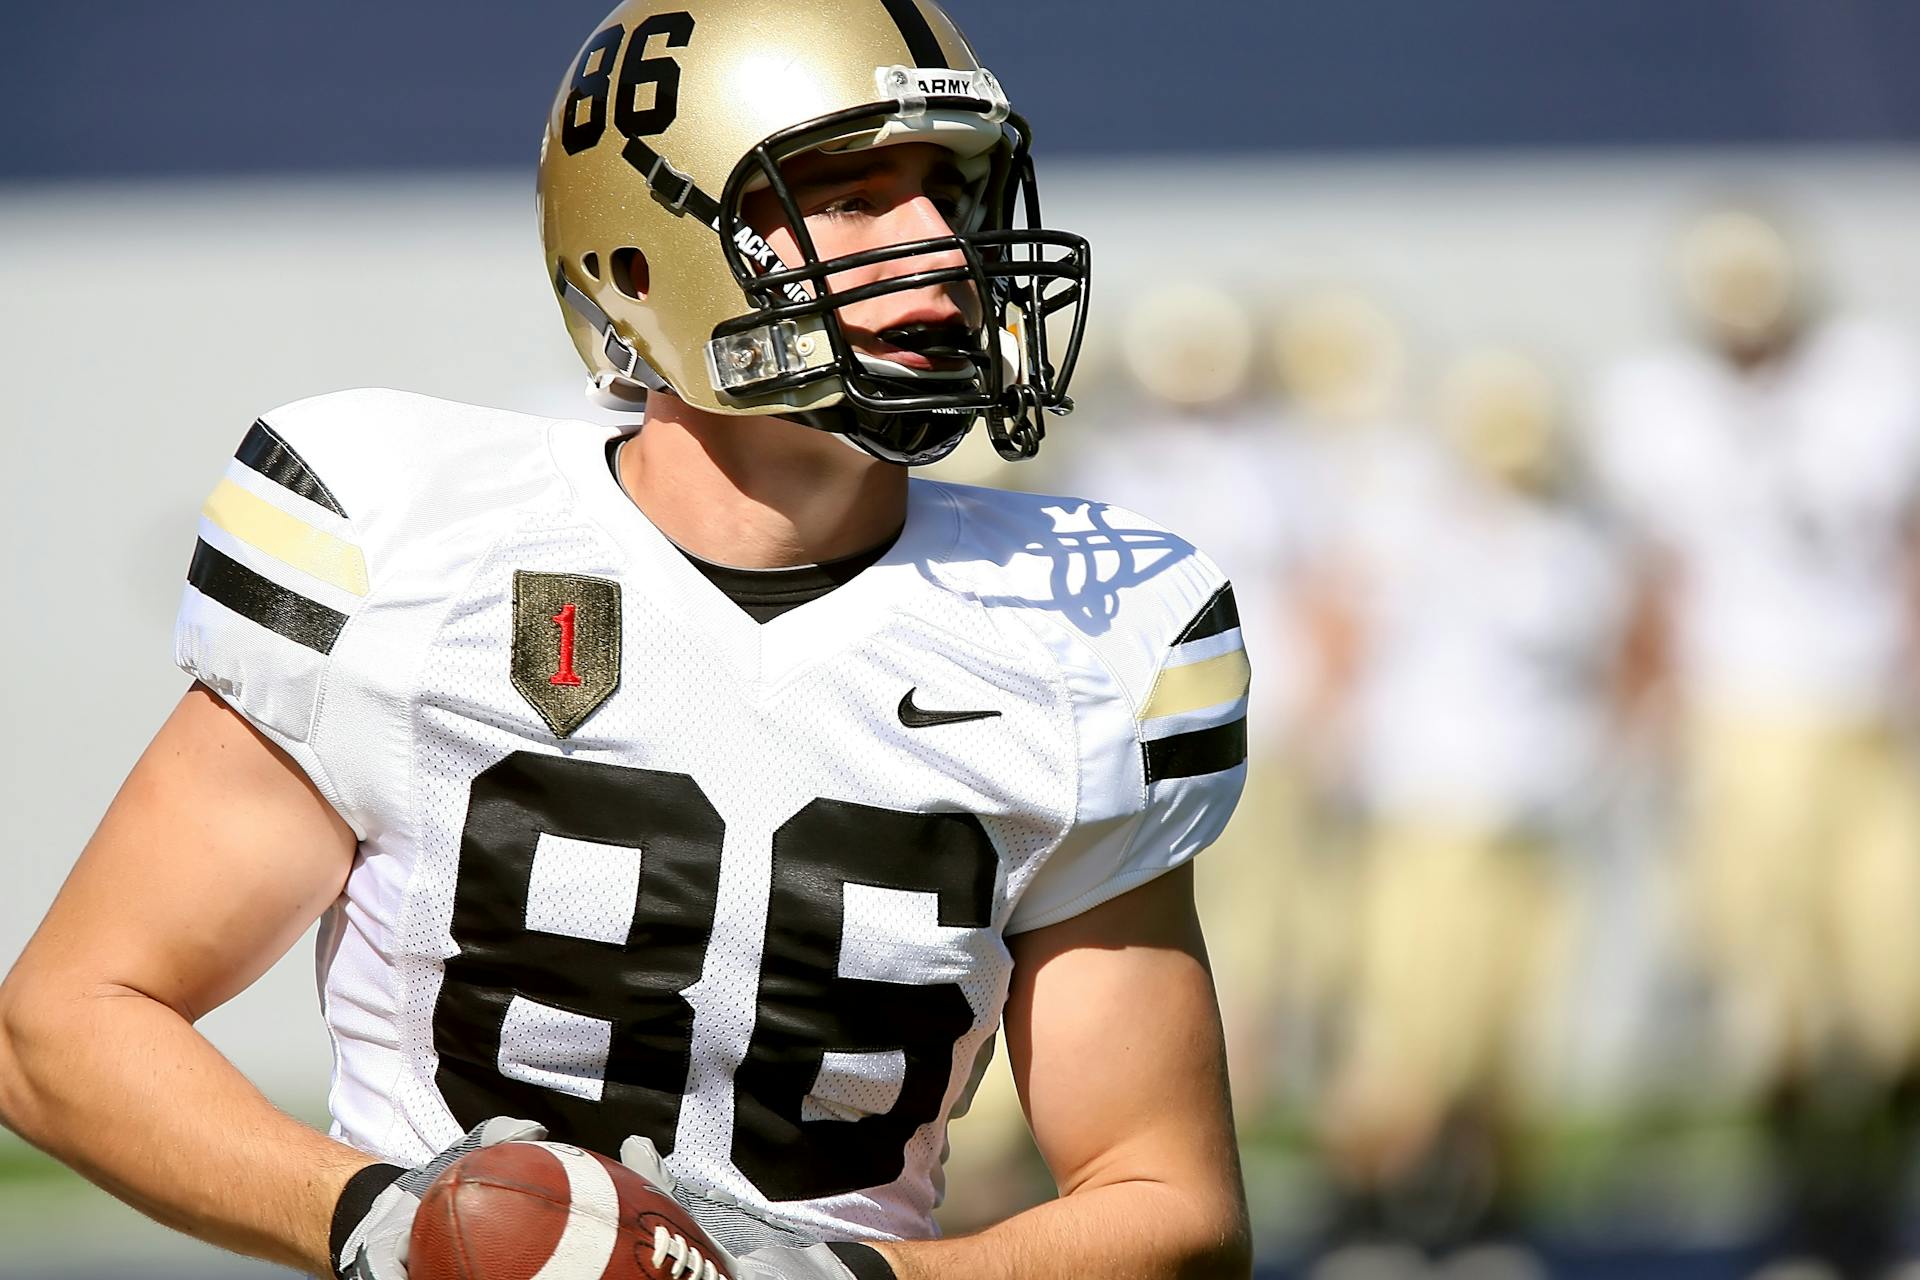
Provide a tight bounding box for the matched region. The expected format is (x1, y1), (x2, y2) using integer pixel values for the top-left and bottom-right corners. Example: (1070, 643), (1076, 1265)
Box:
(1003, 863), (1240, 1198)
(8, 683), (355, 1023)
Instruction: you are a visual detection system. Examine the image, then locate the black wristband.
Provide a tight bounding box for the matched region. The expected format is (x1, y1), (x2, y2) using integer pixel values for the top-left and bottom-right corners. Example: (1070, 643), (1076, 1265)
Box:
(329, 1161), (407, 1276)
(825, 1242), (899, 1280)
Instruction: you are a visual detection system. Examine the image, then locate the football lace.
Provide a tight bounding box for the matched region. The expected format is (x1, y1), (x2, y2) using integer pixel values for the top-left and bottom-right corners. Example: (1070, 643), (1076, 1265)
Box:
(652, 1226), (721, 1280)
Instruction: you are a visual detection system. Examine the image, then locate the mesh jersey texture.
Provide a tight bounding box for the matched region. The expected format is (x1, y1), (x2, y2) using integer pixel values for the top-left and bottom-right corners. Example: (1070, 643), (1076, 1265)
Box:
(173, 388), (1249, 1242)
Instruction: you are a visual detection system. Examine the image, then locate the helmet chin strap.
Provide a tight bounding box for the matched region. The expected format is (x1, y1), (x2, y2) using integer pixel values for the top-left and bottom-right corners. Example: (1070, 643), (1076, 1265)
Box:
(555, 266), (673, 409)
(796, 349), (989, 465)
(786, 401), (973, 467)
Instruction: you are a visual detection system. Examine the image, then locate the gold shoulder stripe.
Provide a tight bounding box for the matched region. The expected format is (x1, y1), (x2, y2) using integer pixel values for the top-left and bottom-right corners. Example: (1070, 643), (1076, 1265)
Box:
(201, 478), (369, 597)
(1139, 646), (1252, 722)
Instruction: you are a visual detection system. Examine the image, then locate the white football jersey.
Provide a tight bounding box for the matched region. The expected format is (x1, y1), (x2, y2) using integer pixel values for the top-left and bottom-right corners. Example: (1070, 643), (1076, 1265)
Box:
(1592, 319), (1920, 716)
(173, 389), (1248, 1243)
(1334, 460), (1628, 828)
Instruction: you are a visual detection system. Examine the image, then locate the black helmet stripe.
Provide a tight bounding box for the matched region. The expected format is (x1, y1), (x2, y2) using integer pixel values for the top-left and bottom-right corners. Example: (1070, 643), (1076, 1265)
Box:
(877, 0), (949, 68)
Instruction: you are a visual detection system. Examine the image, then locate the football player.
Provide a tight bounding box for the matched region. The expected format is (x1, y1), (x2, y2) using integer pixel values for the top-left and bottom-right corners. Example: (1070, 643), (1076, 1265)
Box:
(1591, 204), (1920, 1280)
(1305, 347), (1632, 1271)
(0, 4), (1253, 1280)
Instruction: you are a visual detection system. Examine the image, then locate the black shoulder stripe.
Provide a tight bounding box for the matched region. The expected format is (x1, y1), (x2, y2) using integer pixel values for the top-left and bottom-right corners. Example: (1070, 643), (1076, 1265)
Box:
(1175, 583), (1240, 646)
(235, 419), (348, 517)
(879, 0), (949, 67)
(188, 539), (347, 655)
(1143, 717), (1248, 784)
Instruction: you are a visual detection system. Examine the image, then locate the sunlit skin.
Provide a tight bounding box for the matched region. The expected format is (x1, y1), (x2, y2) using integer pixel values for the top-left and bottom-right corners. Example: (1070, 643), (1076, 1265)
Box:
(621, 142), (982, 569)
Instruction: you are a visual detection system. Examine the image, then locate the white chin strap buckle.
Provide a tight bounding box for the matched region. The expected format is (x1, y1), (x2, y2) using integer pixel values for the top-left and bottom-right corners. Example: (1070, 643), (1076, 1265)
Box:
(587, 370), (649, 411)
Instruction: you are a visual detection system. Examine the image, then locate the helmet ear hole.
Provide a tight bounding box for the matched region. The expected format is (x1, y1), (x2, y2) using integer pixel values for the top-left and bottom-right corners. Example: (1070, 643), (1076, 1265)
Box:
(610, 247), (650, 300)
(580, 252), (601, 281)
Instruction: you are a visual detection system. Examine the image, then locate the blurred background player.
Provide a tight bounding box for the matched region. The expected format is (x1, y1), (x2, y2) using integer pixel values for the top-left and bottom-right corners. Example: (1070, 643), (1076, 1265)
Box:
(1303, 347), (1634, 1276)
(1273, 287), (1425, 812)
(1270, 287), (1429, 1145)
(1590, 204), (1920, 1280)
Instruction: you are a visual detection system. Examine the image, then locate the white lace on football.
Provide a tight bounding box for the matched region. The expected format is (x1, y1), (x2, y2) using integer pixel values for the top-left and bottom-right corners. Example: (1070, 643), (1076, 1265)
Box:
(653, 1225), (721, 1280)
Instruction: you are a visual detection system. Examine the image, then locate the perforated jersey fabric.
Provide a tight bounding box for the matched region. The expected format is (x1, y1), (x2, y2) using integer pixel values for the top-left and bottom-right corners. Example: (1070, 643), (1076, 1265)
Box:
(173, 388), (1248, 1242)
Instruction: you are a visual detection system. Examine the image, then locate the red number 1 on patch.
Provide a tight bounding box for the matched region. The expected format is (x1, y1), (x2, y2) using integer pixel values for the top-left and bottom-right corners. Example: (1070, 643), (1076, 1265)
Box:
(550, 603), (584, 686)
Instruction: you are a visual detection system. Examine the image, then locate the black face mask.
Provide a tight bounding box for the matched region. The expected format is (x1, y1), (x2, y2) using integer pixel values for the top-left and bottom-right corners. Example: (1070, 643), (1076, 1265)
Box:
(704, 102), (1091, 465)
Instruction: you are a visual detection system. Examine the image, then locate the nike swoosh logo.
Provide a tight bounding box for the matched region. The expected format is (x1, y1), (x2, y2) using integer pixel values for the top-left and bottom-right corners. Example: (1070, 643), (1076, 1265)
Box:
(898, 688), (1003, 728)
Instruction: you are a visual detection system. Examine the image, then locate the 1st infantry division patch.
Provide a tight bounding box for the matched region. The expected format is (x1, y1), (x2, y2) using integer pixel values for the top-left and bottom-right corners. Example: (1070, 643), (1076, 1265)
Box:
(510, 571), (621, 738)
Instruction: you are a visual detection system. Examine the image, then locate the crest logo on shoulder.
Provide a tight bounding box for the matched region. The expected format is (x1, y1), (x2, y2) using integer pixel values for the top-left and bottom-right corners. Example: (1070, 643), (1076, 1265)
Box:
(511, 571), (621, 738)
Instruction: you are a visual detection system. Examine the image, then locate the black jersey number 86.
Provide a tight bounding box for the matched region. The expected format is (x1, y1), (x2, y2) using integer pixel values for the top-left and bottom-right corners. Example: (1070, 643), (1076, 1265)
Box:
(430, 751), (998, 1201)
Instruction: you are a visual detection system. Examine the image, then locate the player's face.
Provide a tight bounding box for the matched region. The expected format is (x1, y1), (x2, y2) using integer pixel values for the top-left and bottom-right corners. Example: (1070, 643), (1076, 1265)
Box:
(743, 142), (984, 374)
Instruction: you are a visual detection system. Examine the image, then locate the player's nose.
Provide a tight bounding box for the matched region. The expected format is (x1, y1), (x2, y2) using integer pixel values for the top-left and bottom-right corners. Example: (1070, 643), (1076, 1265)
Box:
(874, 194), (979, 326)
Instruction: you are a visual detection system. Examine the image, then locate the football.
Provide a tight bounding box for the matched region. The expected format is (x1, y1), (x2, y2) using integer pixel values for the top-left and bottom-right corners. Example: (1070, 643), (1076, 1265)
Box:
(410, 1140), (731, 1280)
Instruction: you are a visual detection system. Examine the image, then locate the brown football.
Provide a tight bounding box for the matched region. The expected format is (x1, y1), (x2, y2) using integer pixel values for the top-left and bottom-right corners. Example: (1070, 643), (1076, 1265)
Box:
(410, 1140), (732, 1280)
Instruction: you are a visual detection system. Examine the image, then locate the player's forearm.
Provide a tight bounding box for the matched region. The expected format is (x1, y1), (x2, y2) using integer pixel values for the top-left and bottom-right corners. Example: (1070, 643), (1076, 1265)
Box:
(0, 981), (373, 1274)
(874, 1176), (1251, 1280)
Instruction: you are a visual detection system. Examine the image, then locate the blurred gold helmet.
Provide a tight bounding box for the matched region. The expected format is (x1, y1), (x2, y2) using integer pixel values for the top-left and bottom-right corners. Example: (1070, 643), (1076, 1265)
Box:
(1436, 347), (1562, 495)
(537, 0), (1090, 465)
(1270, 288), (1407, 426)
(1122, 283), (1257, 412)
(1676, 205), (1808, 362)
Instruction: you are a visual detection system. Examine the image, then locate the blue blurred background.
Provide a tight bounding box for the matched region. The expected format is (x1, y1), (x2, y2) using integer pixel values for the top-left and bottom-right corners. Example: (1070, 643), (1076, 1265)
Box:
(4, 3), (1920, 1279)
(7, 0), (1920, 178)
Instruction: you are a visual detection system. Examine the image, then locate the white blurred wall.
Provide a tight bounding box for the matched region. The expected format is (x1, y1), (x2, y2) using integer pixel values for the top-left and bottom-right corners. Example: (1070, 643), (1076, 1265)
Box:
(3, 145), (1919, 1114)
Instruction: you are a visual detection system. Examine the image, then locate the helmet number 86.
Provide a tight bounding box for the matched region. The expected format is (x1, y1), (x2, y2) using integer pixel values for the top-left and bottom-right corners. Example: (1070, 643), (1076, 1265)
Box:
(560, 14), (697, 156)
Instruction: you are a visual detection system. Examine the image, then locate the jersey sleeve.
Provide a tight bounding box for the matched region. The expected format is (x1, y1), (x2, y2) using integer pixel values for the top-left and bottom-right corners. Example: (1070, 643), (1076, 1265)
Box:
(1005, 524), (1251, 934)
(173, 394), (390, 834)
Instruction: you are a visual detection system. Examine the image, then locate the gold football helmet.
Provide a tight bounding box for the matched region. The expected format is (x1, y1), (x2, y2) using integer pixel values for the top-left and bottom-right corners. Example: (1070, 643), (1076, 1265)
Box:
(1123, 283), (1257, 412)
(1436, 346), (1562, 496)
(1675, 204), (1809, 365)
(1269, 287), (1407, 427)
(537, 0), (1091, 465)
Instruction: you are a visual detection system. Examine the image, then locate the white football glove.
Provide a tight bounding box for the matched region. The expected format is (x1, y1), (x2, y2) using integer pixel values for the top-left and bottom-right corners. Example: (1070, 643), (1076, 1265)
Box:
(331, 1116), (546, 1280)
(616, 1137), (894, 1280)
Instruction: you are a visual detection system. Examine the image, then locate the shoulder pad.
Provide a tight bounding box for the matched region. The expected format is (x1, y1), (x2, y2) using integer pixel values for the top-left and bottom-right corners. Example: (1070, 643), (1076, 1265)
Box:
(932, 482), (1244, 718)
(255, 388), (559, 543)
(933, 483), (1251, 932)
(175, 388), (557, 751)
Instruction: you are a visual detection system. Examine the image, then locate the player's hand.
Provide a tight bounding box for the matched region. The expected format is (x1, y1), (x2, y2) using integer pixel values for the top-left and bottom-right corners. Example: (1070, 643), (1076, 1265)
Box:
(618, 1135), (815, 1255)
(331, 1116), (546, 1279)
(616, 1132), (680, 1194)
(616, 1141), (889, 1280)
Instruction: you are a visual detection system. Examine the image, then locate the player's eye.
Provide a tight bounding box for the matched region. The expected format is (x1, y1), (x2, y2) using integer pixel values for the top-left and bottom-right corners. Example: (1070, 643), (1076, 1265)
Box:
(814, 194), (875, 219)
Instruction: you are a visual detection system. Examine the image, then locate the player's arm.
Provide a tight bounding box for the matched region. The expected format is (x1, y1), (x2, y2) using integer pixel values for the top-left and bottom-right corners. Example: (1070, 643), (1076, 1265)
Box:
(0, 684), (375, 1275)
(1295, 557), (1363, 789)
(1611, 548), (1674, 738)
(872, 862), (1250, 1280)
(1906, 515), (1920, 687)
